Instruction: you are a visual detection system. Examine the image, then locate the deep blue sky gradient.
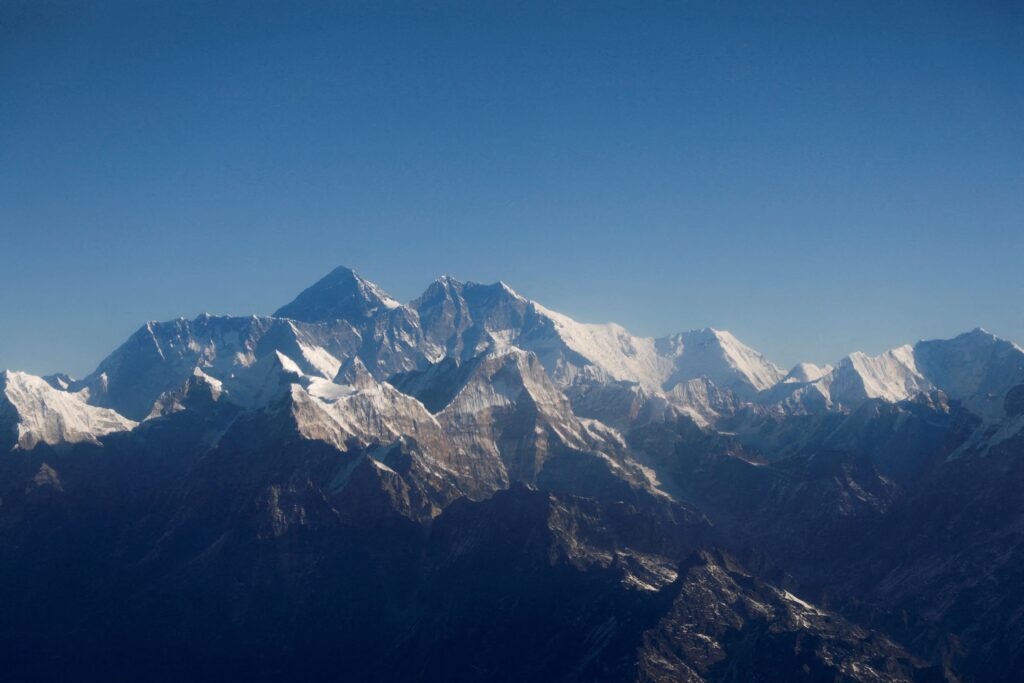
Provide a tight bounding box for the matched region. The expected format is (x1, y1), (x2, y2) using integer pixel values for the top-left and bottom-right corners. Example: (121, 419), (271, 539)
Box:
(2, 1), (1022, 376)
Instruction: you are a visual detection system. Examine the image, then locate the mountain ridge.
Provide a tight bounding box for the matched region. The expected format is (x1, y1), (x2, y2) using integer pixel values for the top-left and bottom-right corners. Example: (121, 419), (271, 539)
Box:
(2, 264), (1023, 680)
(4, 266), (1022, 450)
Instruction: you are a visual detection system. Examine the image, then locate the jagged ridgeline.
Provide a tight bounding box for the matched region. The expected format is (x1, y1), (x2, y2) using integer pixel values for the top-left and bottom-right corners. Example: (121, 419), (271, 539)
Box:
(2, 266), (1023, 681)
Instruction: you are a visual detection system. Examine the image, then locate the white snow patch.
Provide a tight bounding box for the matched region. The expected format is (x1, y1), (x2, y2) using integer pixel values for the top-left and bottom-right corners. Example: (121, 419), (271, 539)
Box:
(846, 345), (931, 402)
(530, 302), (672, 391)
(2, 371), (137, 449)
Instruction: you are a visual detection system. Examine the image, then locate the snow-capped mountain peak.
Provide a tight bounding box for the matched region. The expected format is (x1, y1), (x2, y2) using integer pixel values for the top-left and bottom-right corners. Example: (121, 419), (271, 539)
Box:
(783, 362), (832, 384)
(845, 345), (929, 402)
(659, 328), (785, 395)
(495, 280), (524, 300)
(27, 265), (1022, 451)
(779, 330), (1024, 417)
(525, 301), (669, 390)
(913, 328), (1024, 418)
(1, 370), (137, 450)
(274, 266), (402, 323)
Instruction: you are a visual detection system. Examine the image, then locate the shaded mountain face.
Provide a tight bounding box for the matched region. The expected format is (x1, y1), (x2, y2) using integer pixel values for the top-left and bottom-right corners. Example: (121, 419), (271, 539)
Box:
(635, 549), (943, 683)
(2, 265), (1023, 681)
(274, 266), (403, 322)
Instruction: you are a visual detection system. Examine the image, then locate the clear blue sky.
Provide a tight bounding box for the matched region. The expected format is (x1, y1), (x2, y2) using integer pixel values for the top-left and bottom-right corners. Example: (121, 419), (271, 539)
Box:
(2, 1), (1022, 377)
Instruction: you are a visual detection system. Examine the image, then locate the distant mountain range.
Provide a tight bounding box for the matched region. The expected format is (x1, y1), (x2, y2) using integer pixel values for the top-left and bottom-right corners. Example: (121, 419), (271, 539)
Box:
(2, 266), (1023, 681)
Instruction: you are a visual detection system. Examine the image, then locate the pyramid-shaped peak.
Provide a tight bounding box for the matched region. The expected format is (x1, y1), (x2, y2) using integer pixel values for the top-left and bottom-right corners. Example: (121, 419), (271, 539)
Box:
(783, 362), (831, 384)
(415, 275), (467, 302)
(496, 280), (523, 298)
(960, 327), (998, 342)
(274, 266), (401, 323)
(335, 356), (377, 388)
(685, 327), (733, 343)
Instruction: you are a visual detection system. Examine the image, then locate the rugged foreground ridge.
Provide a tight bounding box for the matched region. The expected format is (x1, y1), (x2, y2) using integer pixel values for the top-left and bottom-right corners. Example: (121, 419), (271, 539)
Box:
(2, 266), (1023, 681)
